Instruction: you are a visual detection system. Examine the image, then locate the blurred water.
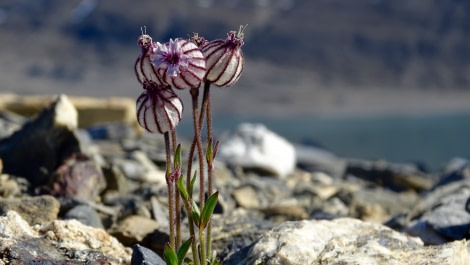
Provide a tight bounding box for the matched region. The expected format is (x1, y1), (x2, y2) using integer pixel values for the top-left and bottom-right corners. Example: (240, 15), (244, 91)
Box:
(179, 112), (470, 172)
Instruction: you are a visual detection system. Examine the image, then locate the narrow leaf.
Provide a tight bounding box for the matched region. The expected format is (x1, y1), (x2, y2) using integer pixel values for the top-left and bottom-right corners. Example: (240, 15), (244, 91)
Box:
(163, 243), (178, 265)
(205, 138), (213, 163)
(200, 191), (219, 230)
(189, 170), (197, 197)
(213, 140), (220, 159)
(192, 200), (201, 227)
(177, 236), (193, 265)
(177, 174), (188, 201)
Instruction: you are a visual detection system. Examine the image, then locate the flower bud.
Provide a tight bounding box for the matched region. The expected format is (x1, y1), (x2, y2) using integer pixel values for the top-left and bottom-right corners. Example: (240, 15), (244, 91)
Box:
(202, 26), (245, 87)
(136, 82), (183, 134)
(152, 38), (206, 89)
(135, 30), (165, 85)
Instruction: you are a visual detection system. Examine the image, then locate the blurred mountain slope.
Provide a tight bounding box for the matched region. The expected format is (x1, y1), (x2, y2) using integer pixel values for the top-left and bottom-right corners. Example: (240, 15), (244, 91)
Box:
(1, 0), (470, 117)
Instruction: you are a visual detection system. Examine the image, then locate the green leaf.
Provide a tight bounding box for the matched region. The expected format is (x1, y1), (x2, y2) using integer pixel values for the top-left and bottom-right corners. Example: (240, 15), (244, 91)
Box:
(163, 243), (178, 265)
(189, 171), (197, 197)
(173, 144), (182, 169)
(200, 191), (219, 230)
(205, 138), (213, 163)
(192, 200), (201, 227)
(177, 237), (193, 265)
(177, 174), (188, 202)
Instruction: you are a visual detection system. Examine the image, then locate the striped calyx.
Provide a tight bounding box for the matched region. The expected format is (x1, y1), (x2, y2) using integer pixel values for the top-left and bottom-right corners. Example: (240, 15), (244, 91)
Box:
(136, 82), (183, 134)
(135, 33), (165, 85)
(202, 27), (245, 87)
(152, 38), (206, 89)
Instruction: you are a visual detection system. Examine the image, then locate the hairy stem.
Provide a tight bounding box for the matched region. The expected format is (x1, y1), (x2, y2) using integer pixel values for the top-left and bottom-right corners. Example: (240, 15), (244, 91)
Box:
(199, 227), (207, 265)
(202, 82), (214, 260)
(190, 87), (205, 210)
(164, 132), (175, 250)
(180, 194), (200, 265)
(171, 130), (182, 248)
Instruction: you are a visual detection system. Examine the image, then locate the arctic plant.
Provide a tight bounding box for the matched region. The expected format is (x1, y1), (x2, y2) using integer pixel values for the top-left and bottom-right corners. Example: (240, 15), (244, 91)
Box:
(134, 26), (246, 265)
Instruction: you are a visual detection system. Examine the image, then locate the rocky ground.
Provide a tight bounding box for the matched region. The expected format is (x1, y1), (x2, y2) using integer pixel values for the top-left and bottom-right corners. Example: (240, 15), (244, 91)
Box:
(0, 94), (469, 265)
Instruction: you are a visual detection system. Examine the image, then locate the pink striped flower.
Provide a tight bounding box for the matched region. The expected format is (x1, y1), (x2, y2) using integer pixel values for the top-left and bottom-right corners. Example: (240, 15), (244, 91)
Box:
(152, 38), (206, 89)
(202, 26), (245, 87)
(136, 81), (183, 134)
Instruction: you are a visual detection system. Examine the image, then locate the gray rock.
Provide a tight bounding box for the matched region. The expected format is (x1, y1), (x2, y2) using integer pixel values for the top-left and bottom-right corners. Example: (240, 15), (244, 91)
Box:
(294, 144), (346, 178)
(64, 204), (104, 229)
(345, 158), (433, 192)
(225, 218), (470, 265)
(102, 164), (129, 194)
(131, 244), (166, 265)
(212, 209), (274, 261)
(404, 183), (470, 243)
(218, 123), (296, 178)
(0, 95), (81, 187)
(0, 195), (59, 225)
(87, 122), (136, 140)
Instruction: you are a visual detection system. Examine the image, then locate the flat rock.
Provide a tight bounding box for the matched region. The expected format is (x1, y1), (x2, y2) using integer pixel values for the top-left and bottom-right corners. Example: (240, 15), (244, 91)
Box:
(218, 123), (296, 178)
(0, 93), (138, 129)
(225, 218), (469, 265)
(0, 195), (59, 225)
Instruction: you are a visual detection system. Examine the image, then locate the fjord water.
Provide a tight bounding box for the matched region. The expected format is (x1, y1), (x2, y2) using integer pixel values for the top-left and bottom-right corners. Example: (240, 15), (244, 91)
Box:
(180, 112), (470, 173)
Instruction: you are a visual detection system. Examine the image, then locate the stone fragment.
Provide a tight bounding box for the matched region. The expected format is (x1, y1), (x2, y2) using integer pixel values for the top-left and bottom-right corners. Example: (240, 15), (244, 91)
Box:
(218, 123), (296, 178)
(64, 204), (104, 229)
(125, 151), (166, 184)
(0, 195), (59, 225)
(109, 215), (159, 246)
(48, 153), (107, 200)
(0, 174), (26, 198)
(225, 218), (469, 265)
(0, 94), (81, 187)
(131, 244), (166, 265)
(232, 186), (260, 209)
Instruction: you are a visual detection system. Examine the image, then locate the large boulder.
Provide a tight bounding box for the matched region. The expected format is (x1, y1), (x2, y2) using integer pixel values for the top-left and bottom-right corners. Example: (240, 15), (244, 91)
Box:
(0, 94), (80, 187)
(225, 218), (469, 265)
(218, 123), (296, 178)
